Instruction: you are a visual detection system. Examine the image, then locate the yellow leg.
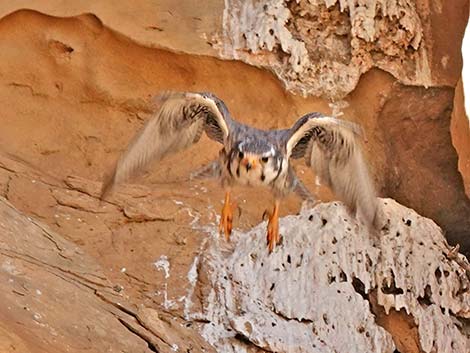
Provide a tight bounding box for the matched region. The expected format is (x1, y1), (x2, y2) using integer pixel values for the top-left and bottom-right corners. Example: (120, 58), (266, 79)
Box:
(219, 190), (234, 241)
(266, 200), (280, 253)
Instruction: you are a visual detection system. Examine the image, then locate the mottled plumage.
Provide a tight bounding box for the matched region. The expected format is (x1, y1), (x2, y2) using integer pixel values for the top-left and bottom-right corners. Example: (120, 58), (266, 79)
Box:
(101, 91), (378, 252)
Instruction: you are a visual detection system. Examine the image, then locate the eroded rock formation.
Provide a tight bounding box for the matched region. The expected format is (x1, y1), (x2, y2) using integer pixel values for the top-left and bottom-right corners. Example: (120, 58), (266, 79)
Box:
(221, 0), (427, 98)
(0, 2), (468, 353)
(0, 6), (467, 252)
(219, 1), (468, 97)
(189, 199), (470, 353)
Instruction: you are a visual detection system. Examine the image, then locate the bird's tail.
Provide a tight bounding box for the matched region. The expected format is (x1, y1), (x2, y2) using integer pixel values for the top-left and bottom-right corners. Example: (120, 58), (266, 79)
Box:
(189, 160), (222, 180)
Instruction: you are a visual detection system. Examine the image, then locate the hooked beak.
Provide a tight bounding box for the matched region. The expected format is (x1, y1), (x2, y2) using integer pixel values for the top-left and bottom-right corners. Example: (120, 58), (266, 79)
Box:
(241, 158), (256, 171)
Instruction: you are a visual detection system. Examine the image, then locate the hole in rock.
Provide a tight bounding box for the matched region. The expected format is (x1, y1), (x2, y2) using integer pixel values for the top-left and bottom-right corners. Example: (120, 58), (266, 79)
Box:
(365, 254), (373, 269)
(49, 40), (74, 56)
(381, 274), (404, 295)
(352, 277), (367, 300)
(435, 268), (442, 284)
(234, 333), (252, 345)
(417, 285), (432, 305)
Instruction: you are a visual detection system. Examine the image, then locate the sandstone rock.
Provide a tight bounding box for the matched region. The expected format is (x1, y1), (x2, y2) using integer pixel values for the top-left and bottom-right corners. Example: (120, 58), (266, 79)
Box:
(451, 78), (470, 200)
(378, 84), (470, 253)
(189, 199), (470, 352)
(0, 1), (223, 57)
(0, 196), (214, 353)
(0, 4), (468, 353)
(0, 7), (467, 253)
(0, 1), (466, 100)
(451, 17), (470, 201)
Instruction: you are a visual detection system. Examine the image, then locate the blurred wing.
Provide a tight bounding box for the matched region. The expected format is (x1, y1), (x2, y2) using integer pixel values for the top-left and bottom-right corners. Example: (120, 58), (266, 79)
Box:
(101, 92), (231, 198)
(286, 112), (377, 226)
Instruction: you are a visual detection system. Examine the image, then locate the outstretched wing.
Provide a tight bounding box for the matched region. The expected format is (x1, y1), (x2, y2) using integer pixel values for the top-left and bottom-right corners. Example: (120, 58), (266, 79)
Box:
(285, 112), (378, 226)
(101, 91), (232, 198)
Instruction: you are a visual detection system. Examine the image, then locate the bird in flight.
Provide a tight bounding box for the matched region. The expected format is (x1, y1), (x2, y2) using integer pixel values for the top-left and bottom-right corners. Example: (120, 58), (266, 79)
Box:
(101, 92), (378, 252)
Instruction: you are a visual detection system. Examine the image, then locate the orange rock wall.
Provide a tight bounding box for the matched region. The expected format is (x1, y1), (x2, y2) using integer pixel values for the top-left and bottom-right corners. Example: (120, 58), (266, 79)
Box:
(0, 3), (469, 353)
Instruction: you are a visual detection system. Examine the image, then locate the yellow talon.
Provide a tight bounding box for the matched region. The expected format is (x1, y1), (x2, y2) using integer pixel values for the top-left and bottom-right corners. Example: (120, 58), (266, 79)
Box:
(266, 200), (281, 253)
(219, 191), (234, 241)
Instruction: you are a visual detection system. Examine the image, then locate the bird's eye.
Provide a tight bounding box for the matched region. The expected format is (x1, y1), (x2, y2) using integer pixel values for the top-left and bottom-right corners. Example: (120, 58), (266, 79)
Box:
(238, 151), (244, 159)
(261, 157), (269, 163)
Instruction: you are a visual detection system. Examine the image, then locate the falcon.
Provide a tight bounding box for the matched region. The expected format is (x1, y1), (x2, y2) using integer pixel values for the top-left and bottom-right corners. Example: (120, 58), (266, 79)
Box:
(101, 92), (378, 252)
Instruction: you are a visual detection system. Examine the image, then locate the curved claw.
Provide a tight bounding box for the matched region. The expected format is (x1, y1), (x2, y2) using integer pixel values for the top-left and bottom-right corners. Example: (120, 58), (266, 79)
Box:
(262, 209), (270, 221)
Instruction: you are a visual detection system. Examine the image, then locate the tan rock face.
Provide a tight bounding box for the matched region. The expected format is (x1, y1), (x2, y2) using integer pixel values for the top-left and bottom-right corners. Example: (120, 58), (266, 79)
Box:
(0, 1), (223, 57)
(0, 3), (468, 353)
(0, 8), (467, 253)
(0, 197), (216, 353)
(451, 79), (470, 200)
(379, 84), (470, 250)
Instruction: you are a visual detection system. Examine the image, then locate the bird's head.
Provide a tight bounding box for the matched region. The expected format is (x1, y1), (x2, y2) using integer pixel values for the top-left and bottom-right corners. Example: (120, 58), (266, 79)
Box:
(229, 137), (286, 186)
